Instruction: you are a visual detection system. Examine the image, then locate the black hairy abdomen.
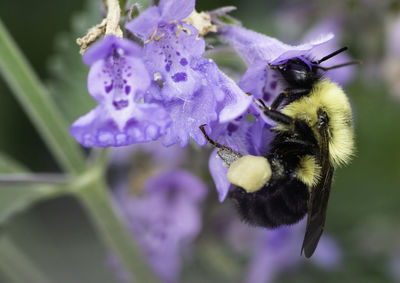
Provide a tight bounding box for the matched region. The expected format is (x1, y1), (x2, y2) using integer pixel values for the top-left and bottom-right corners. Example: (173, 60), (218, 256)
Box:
(228, 119), (317, 228)
(229, 175), (309, 228)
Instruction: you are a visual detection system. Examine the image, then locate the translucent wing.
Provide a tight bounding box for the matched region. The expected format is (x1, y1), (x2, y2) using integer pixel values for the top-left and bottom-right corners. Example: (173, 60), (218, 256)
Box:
(301, 120), (334, 258)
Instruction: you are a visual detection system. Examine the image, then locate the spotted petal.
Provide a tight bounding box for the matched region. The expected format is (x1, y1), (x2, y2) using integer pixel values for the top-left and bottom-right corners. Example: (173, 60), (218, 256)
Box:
(70, 103), (171, 147)
(142, 24), (205, 101)
(87, 50), (150, 102)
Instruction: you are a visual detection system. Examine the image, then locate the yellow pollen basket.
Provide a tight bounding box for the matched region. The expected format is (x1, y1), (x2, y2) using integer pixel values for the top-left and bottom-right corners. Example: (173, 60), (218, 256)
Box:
(227, 155), (272, 193)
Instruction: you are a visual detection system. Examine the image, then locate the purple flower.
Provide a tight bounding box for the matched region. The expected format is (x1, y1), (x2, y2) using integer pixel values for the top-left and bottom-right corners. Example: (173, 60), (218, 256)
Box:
(221, 25), (334, 67)
(302, 19), (355, 85)
(244, 225), (302, 283)
(383, 15), (400, 100)
(389, 253), (400, 282)
(224, 218), (342, 283)
(111, 140), (186, 168)
(70, 36), (171, 147)
(245, 224), (342, 283)
(115, 169), (207, 283)
(311, 235), (342, 270)
(126, 0), (251, 147)
(125, 0), (195, 40)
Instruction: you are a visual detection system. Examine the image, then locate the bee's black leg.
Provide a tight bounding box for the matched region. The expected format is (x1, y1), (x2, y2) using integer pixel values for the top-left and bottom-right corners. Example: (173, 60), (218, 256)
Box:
(199, 124), (236, 152)
(200, 124), (223, 148)
(256, 100), (294, 125)
(270, 92), (286, 110)
(264, 109), (294, 125)
(270, 88), (310, 110)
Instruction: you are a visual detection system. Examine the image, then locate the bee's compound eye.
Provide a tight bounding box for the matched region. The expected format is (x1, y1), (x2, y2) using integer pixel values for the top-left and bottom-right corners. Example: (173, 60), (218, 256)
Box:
(227, 155), (272, 193)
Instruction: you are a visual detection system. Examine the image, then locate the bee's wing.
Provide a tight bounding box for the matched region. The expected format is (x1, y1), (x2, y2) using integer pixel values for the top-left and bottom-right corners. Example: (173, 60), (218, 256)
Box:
(301, 125), (334, 258)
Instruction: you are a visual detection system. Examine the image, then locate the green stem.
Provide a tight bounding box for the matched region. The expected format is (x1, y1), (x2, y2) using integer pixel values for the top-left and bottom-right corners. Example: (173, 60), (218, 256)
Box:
(0, 19), (86, 175)
(75, 175), (159, 283)
(0, 18), (158, 283)
(0, 236), (51, 283)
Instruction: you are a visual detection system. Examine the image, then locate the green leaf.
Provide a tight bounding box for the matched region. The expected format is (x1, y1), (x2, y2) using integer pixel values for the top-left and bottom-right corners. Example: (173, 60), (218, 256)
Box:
(129, 3), (140, 20)
(0, 181), (64, 229)
(0, 152), (67, 226)
(119, 0), (127, 14)
(0, 20), (87, 175)
(0, 236), (51, 283)
(0, 184), (65, 227)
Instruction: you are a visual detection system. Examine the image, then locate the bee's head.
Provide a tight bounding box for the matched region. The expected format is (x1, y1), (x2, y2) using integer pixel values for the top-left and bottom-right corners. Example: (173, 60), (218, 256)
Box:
(271, 47), (359, 90)
(275, 57), (320, 89)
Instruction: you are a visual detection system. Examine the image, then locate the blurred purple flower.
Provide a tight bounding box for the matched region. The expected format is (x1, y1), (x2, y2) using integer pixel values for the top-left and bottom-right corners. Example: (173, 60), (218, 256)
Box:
(389, 253), (400, 282)
(303, 19), (355, 85)
(126, 0), (251, 147)
(383, 14), (400, 99)
(224, 218), (342, 283)
(311, 235), (342, 270)
(115, 169), (207, 283)
(221, 25), (334, 67)
(70, 36), (171, 147)
(111, 140), (186, 169)
(244, 225), (301, 283)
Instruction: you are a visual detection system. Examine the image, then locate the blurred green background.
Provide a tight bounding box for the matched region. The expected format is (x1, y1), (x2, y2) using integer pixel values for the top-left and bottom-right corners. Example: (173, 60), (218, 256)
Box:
(1, 0), (400, 282)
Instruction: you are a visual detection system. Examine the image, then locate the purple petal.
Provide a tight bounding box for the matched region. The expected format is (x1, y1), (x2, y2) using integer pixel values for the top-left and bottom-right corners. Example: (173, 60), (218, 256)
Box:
(205, 117), (251, 158)
(238, 60), (283, 102)
(83, 36), (142, 66)
(125, 6), (161, 40)
(116, 169), (206, 282)
(159, 0), (195, 22)
(87, 54), (150, 102)
(311, 235), (342, 269)
(70, 103), (171, 147)
(245, 118), (273, 156)
(143, 24), (205, 101)
(303, 19), (355, 85)
(389, 253), (400, 282)
(161, 86), (218, 147)
(217, 70), (252, 123)
(145, 170), (207, 202)
(208, 149), (230, 202)
(244, 224), (302, 283)
(221, 25), (334, 66)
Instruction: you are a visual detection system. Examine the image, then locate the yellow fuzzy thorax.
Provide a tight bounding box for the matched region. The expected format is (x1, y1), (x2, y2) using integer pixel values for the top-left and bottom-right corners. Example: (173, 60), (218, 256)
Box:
(296, 155), (321, 188)
(275, 80), (355, 167)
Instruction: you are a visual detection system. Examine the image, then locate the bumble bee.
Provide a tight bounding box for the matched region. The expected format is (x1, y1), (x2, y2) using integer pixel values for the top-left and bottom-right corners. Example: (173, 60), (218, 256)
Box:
(200, 47), (356, 258)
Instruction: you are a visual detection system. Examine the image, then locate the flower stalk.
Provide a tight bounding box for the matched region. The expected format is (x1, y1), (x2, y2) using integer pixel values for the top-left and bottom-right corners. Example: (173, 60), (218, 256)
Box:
(77, 0), (123, 54)
(0, 236), (52, 283)
(0, 19), (87, 175)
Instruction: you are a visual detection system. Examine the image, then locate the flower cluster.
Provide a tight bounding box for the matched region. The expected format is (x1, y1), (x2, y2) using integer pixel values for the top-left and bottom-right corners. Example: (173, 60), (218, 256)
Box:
(70, 0), (356, 203)
(71, 0), (251, 148)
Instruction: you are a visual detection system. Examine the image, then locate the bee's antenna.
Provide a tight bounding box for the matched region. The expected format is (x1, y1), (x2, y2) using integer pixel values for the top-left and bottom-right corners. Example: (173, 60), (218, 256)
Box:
(316, 60), (361, 71)
(313, 47), (348, 64)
